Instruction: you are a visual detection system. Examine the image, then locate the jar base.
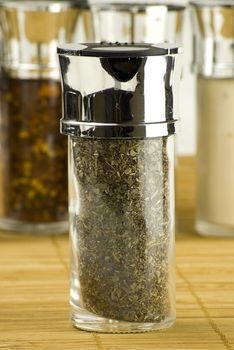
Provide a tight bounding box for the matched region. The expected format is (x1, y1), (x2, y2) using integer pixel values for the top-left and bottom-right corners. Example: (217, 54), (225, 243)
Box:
(0, 218), (68, 235)
(196, 219), (234, 237)
(70, 303), (176, 333)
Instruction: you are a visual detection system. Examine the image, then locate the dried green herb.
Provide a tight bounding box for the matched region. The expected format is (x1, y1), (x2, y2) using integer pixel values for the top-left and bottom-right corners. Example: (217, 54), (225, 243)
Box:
(0, 74), (68, 222)
(72, 137), (172, 323)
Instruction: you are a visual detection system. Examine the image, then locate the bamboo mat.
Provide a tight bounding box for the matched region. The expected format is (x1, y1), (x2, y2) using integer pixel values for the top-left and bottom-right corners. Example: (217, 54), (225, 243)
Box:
(0, 157), (234, 350)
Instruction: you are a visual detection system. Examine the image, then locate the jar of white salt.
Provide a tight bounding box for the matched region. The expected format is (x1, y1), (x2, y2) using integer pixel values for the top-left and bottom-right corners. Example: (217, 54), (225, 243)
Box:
(190, 0), (234, 236)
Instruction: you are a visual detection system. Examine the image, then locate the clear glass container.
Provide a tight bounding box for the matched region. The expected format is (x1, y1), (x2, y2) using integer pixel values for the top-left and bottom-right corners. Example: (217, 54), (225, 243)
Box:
(91, 2), (185, 44)
(0, 0), (91, 234)
(58, 43), (182, 332)
(69, 136), (175, 332)
(190, 1), (234, 236)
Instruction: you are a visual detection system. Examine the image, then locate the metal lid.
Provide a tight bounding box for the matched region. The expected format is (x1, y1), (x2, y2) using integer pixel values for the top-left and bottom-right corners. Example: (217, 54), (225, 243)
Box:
(190, 1), (234, 77)
(190, 0), (233, 7)
(91, 3), (185, 45)
(0, 0), (90, 78)
(58, 42), (182, 139)
(91, 2), (186, 11)
(0, 0), (88, 11)
(57, 42), (183, 57)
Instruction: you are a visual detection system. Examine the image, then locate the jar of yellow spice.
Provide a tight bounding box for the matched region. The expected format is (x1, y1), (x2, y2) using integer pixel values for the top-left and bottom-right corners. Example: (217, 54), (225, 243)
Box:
(0, 0), (92, 233)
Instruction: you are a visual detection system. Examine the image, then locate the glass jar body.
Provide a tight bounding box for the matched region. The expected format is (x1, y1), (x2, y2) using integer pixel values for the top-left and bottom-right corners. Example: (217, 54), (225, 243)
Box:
(91, 4), (184, 44)
(69, 135), (175, 333)
(196, 77), (234, 236)
(0, 73), (68, 234)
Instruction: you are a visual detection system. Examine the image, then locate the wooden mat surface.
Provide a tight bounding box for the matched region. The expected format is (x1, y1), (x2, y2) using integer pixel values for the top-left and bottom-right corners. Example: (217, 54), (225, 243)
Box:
(0, 157), (234, 350)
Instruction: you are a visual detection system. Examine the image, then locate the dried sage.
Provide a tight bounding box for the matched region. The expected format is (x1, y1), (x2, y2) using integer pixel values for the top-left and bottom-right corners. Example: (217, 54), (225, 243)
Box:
(71, 136), (172, 323)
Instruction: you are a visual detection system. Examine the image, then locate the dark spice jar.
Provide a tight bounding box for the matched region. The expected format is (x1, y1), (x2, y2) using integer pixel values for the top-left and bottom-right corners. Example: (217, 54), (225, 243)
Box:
(0, 0), (91, 233)
(58, 43), (182, 332)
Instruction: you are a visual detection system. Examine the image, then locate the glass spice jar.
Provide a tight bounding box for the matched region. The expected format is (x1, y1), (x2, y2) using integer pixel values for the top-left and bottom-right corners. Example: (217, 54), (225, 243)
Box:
(0, 0), (91, 233)
(58, 43), (182, 332)
(190, 1), (234, 236)
(91, 1), (186, 44)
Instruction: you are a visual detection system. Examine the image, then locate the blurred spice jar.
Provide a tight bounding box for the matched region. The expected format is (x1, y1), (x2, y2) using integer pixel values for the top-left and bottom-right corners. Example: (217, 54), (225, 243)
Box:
(90, 1), (186, 44)
(190, 0), (234, 237)
(0, 0), (92, 234)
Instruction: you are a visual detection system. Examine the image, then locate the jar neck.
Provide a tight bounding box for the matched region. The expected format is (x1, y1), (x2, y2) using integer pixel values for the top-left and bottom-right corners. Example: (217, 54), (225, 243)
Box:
(0, 4), (87, 77)
(1, 62), (59, 79)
